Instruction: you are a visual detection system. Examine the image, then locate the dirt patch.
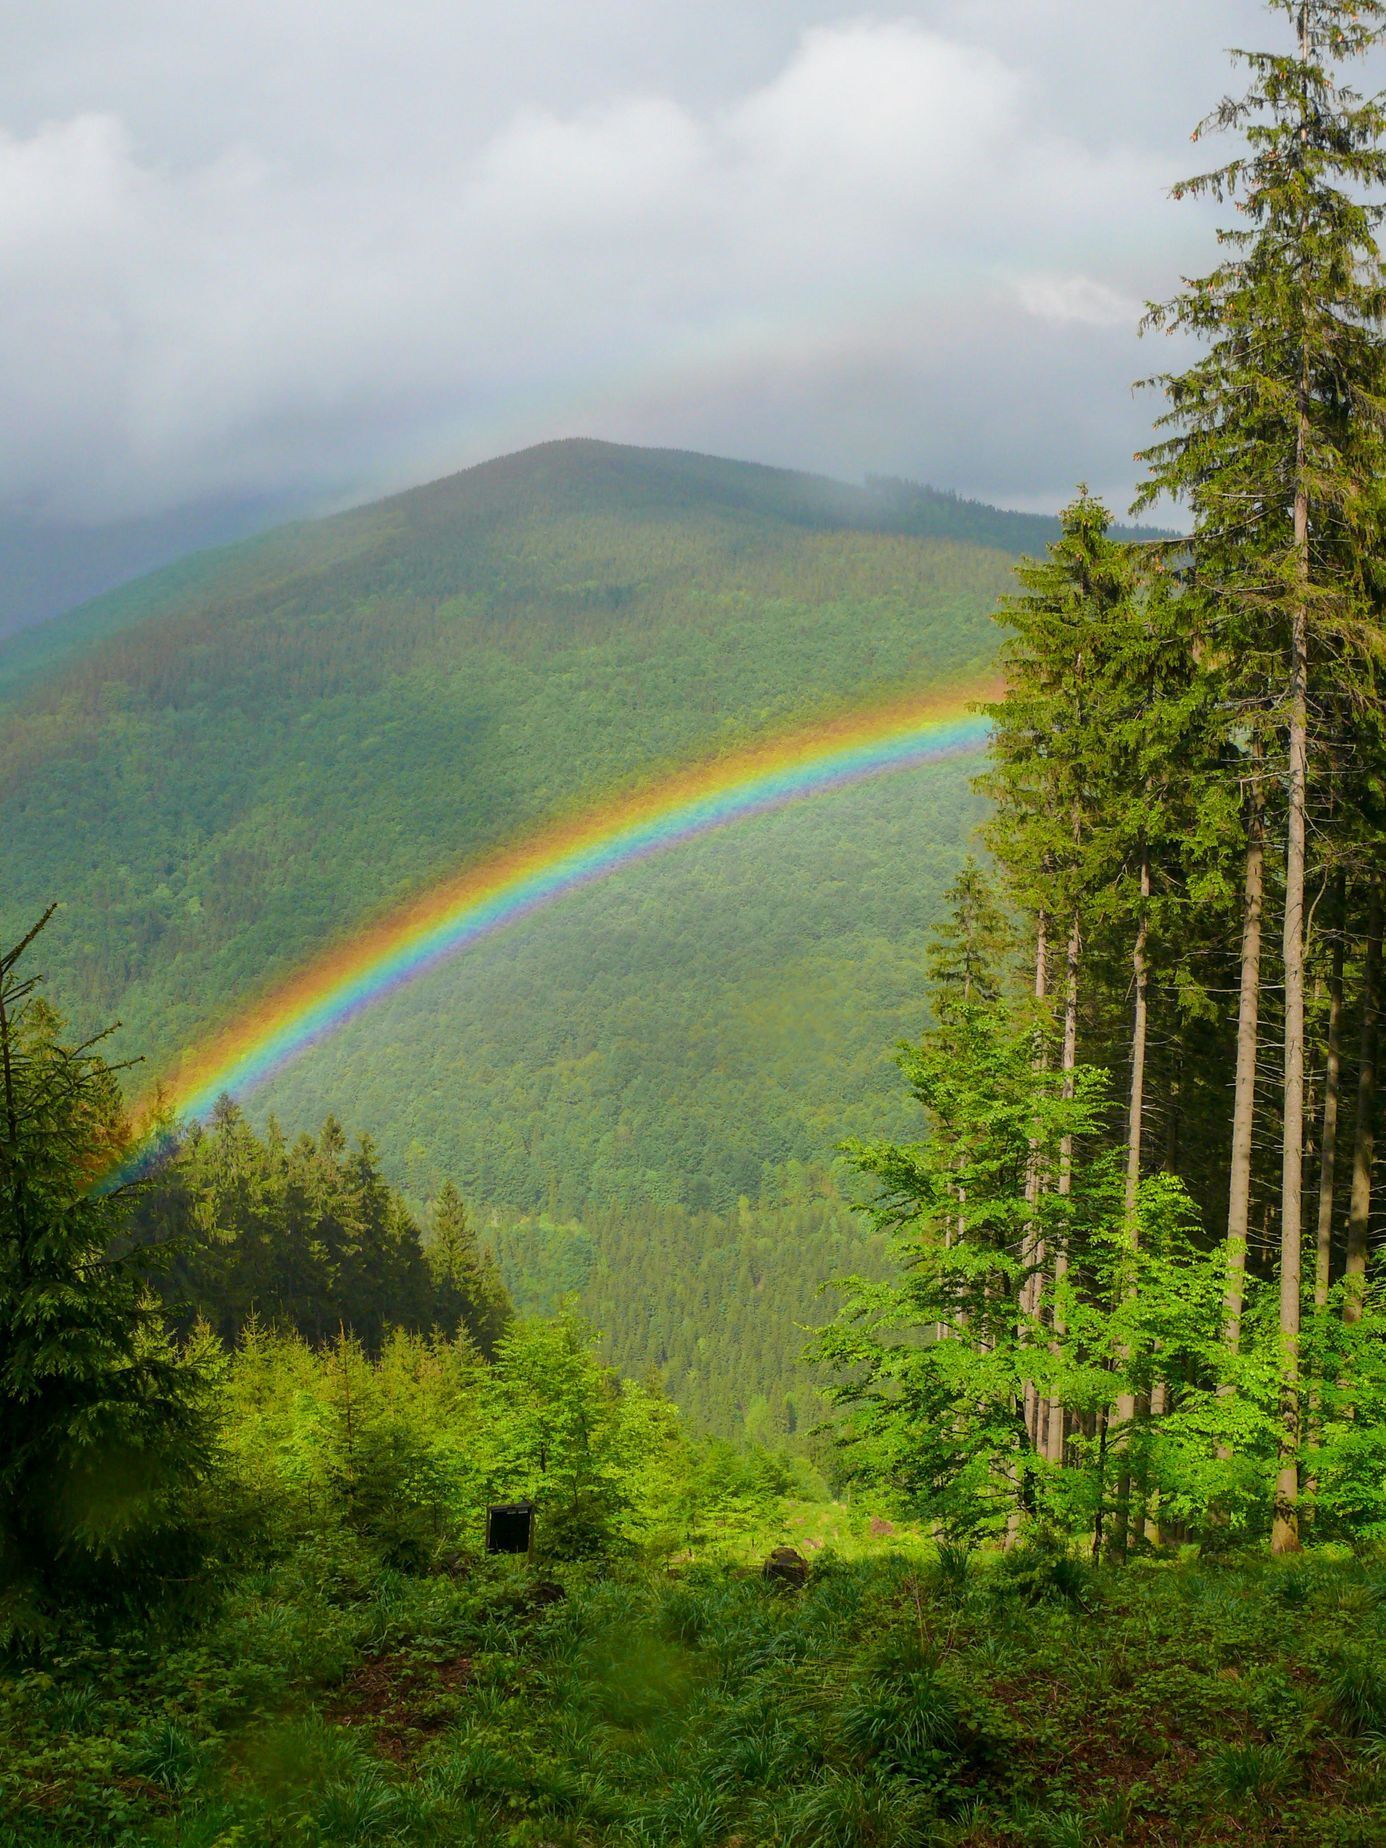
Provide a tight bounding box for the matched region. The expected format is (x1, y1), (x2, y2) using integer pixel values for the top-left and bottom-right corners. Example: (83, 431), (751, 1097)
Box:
(326, 1651), (472, 1762)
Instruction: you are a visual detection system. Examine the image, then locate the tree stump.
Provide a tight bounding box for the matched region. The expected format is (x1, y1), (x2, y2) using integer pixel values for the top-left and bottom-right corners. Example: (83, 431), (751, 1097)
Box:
(763, 1545), (810, 1589)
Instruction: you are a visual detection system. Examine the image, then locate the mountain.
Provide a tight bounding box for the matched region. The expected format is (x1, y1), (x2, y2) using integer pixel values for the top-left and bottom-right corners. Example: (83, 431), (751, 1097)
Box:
(0, 438), (1153, 1433)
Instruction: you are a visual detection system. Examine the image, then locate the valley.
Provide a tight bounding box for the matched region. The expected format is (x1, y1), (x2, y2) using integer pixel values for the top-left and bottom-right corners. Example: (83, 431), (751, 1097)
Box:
(0, 439), (1056, 1436)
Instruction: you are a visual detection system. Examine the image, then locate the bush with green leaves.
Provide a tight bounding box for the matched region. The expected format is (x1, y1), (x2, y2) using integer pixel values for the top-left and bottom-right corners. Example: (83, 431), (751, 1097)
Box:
(211, 1310), (691, 1571)
(813, 926), (1386, 1555)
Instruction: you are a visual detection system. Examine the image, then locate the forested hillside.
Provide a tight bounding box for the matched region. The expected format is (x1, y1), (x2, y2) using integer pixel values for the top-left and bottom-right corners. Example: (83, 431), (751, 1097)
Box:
(485, 1172), (886, 1446)
(0, 441), (1076, 1234)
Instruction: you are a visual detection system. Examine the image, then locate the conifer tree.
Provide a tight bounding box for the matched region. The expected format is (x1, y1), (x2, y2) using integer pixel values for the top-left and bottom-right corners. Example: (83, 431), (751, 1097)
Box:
(1137, 0), (1386, 1551)
(980, 491), (1137, 1463)
(428, 1181), (511, 1357)
(0, 917), (213, 1625)
(925, 859), (1013, 1004)
(1074, 558), (1215, 1555)
(814, 986), (1111, 1540)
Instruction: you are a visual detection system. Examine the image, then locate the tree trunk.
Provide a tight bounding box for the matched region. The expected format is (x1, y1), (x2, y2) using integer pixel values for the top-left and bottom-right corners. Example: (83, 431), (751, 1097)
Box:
(1125, 853), (1152, 1223)
(1138, 1036), (1181, 1550)
(1315, 886), (1346, 1309)
(1224, 756), (1266, 1369)
(1113, 849), (1151, 1557)
(1142, 1376), (1169, 1547)
(1272, 341), (1311, 1555)
(1344, 886), (1380, 1326)
(1306, 893), (1346, 1491)
(1091, 1408), (1109, 1564)
(1023, 916), (1049, 1449)
(1044, 908), (1081, 1466)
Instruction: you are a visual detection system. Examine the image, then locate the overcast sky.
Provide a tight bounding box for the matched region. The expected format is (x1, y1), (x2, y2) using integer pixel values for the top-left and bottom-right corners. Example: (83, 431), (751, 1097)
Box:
(0, 1), (1293, 527)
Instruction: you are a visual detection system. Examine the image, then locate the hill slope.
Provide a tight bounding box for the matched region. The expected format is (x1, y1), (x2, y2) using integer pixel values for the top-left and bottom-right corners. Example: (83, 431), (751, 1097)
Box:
(2, 438), (1101, 1427)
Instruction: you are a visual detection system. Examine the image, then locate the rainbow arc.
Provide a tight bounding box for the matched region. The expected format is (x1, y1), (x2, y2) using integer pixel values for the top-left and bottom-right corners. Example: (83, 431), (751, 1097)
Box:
(122, 685), (993, 1167)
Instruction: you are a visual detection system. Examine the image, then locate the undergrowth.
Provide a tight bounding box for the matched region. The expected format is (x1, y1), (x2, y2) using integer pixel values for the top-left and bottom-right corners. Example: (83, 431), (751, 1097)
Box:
(1, 1538), (1383, 1846)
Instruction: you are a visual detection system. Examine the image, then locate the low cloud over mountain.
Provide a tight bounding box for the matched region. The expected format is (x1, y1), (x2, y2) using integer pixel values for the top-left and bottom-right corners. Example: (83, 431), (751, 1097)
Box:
(0, 4), (1272, 531)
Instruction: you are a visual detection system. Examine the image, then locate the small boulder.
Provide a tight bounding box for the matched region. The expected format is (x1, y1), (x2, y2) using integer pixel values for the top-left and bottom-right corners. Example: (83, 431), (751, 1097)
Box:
(763, 1545), (810, 1589)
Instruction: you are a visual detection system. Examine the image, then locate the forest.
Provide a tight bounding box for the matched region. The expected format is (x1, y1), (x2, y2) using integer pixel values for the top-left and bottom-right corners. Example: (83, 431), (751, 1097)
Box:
(484, 1174), (885, 1447)
(4, 3), (1386, 1844)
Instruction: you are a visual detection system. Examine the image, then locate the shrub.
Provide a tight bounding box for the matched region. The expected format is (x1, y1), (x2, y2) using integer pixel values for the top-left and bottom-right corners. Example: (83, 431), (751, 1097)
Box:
(994, 1529), (1094, 1610)
(1323, 1647), (1386, 1738)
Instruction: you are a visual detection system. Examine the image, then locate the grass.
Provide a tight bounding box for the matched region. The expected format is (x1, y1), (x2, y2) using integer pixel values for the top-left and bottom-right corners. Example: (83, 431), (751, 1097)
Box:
(2, 1528), (1384, 1845)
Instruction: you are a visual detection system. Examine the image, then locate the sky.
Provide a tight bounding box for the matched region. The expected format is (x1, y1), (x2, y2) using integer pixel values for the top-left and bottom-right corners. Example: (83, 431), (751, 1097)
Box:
(0, 1), (1291, 538)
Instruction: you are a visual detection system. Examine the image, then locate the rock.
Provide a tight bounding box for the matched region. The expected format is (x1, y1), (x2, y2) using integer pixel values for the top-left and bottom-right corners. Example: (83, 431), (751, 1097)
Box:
(763, 1545), (810, 1589)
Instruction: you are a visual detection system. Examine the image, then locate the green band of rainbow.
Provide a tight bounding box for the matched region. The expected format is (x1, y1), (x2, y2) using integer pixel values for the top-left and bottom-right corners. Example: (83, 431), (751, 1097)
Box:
(129, 688), (991, 1163)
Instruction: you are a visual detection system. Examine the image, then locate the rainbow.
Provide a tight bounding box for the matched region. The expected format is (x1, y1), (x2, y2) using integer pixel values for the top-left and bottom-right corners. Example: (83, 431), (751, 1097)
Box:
(124, 687), (992, 1164)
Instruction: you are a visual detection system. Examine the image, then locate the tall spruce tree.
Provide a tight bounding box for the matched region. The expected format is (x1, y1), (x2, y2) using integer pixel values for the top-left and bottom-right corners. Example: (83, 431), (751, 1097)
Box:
(980, 490), (1137, 1465)
(1075, 557), (1216, 1556)
(1137, 0), (1386, 1551)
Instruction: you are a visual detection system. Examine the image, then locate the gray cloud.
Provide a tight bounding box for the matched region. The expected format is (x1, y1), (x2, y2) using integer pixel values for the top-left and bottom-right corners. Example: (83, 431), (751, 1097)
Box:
(0, 3), (1287, 523)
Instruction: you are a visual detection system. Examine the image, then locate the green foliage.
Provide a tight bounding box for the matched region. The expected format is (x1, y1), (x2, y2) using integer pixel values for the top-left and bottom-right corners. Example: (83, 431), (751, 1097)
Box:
(924, 857), (1016, 1002)
(1138, 0), (1386, 690)
(489, 1313), (683, 1560)
(485, 1173), (888, 1446)
(1323, 1645), (1386, 1739)
(980, 489), (1142, 925)
(216, 1313), (684, 1570)
(812, 888), (1386, 1548)
(994, 1528), (1094, 1610)
(427, 1183), (509, 1358)
(2, 1544), (1383, 1845)
(814, 985), (1122, 1539)
(1303, 1294), (1386, 1543)
(0, 921), (215, 1636)
(131, 1104), (512, 1356)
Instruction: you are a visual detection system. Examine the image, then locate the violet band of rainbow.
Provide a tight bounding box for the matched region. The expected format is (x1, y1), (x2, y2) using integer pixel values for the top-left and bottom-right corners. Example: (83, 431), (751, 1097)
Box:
(134, 695), (992, 1153)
